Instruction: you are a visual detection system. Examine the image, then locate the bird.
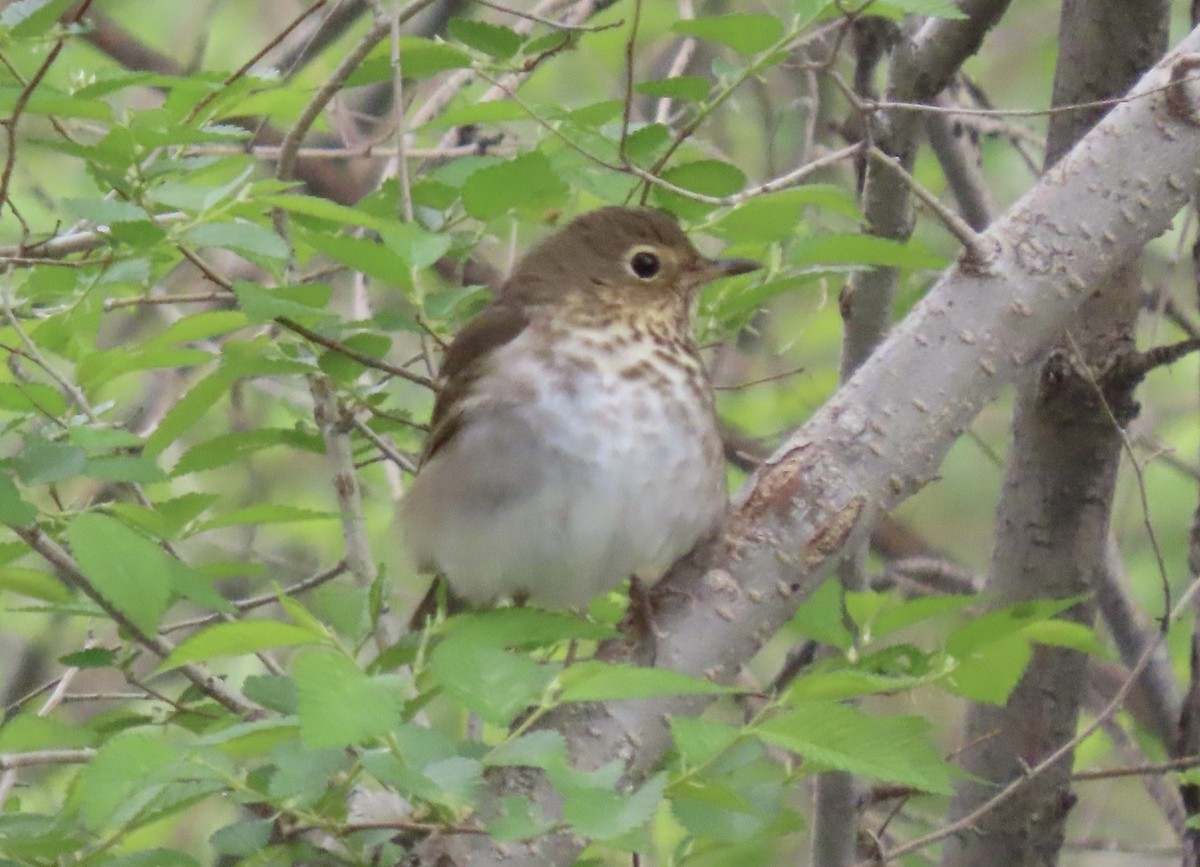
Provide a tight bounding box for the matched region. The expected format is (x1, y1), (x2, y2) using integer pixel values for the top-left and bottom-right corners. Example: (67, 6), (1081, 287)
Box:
(400, 206), (758, 624)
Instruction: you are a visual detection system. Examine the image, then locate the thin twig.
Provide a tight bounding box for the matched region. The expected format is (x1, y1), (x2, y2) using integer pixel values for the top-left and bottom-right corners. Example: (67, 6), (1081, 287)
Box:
(276, 316), (435, 389)
(184, 1), (330, 125)
(617, 0), (643, 164)
(860, 572), (1200, 866)
(0, 0), (97, 221)
(161, 561), (348, 635)
(866, 145), (995, 266)
(11, 526), (256, 716)
(470, 0), (620, 31)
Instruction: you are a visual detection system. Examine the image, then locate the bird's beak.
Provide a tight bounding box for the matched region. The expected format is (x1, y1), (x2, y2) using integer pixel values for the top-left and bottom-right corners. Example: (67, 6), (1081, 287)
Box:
(685, 256), (760, 289)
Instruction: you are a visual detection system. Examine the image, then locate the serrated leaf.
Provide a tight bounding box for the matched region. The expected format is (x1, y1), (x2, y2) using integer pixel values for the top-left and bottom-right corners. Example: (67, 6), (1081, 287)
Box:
(159, 620), (325, 671)
(755, 703), (957, 794)
(449, 18), (521, 59)
(294, 649), (404, 748)
(671, 717), (741, 767)
(298, 230), (411, 285)
(462, 151), (569, 221)
(76, 733), (179, 830)
(182, 221), (289, 260)
(13, 436), (86, 485)
(561, 771), (666, 841)
(67, 514), (172, 635)
(234, 280), (333, 324)
(143, 369), (234, 457)
(346, 37), (471, 85)
(58, 647), (116, 668)
(429, 633), (556, 726)
(555, 661), (734, 703)
(673, 14), (784, 56)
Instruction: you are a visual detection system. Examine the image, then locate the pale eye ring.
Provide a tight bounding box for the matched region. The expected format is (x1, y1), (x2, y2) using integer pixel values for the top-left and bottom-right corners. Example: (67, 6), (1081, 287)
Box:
(627, 247), (661, 280)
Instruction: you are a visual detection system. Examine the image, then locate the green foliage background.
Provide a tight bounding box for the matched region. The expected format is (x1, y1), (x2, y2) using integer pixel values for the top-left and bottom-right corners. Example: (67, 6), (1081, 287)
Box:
(0, 0), (1196, 864)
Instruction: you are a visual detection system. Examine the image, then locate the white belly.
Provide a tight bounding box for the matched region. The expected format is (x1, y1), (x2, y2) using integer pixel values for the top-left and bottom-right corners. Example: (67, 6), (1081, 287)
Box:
(400, 330), (726, 608)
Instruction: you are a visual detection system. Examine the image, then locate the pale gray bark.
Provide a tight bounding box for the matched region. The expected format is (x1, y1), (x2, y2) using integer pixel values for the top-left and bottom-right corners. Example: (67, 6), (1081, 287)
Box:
(940, 2), (1170, 866)
(419, 21), (1200, 867)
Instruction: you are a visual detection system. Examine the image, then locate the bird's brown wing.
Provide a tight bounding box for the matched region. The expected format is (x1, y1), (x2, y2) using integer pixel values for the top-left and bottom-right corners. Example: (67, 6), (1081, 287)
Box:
(410, 301), (530, 630)
(421, 301), (530, 465)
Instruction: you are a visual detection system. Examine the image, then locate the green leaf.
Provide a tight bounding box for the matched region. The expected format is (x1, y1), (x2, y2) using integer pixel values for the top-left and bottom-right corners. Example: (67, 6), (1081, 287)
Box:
(346, 37), (471, 85)
(67, 514), (173, 635)
(561, 771), (666, 841)
(712, 187), (861, 242)
(143, 310), (248, 349)
(0, 566), (69, 602)
(209, 820), (273, 857)
(449, 18), (521, 59)
(755, 702), (958, 794)
(653, 160), (746, 218)
(181, 221), (289, 261)
(76, 733), (179, 830)
(172, 428), (321, 476)
(946, 633), (1031, 704)
(58, 647), (116, 668)
(1, 0), (76, 35)
(671, 717), (741, 767)
(0, 473), (37, 525)
(380, 221), (452, 270)
(0, 381), (68, 416)
(293, 648), (404, 748)
(260, 194), (390, 232)
(869, 593), (976, 638)
(159, 620), (325, 671)
(234, 280), (333, 324)
(792, 233), (944, 270)
(143, 368), (234, 457)
(298, 230), (411, 285)
(673, 14), (784, 56)
(1022, 618), (1107, 656)
(62, 197), (147, 224)
(429, 633), (557, 727)
(83, 455), (167, 483)
(445, 608), (615, 648)
(786, 578), (853, 651)
(462, 151), (569, 221)
(869, 0), (967, 19)
(634, 76), (710, 102)
(13, 437), (86, 485)
(554, 661), (734, 703)
(946, 596), (1084, 656)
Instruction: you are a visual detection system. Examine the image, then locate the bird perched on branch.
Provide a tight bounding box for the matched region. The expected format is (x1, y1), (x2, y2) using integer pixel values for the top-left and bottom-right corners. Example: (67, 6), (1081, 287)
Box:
(401, 206), (757, 625)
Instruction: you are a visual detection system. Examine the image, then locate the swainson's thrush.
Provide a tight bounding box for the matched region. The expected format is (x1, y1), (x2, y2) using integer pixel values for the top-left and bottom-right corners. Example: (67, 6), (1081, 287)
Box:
(400, 206), (757, 617)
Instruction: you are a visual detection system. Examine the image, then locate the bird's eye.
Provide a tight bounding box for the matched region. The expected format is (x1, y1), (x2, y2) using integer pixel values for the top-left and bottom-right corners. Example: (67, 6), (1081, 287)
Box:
(629, 249), (661, 280)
